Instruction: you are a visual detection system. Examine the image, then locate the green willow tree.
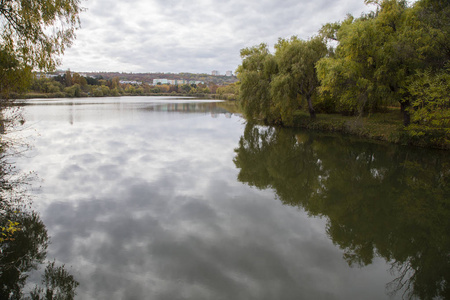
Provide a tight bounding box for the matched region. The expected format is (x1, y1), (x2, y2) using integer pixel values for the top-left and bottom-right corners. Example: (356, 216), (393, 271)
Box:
(317, 0), (416, 118)
(0, 0), (82, 98)
(0, 47), (32, 99)
(237, 37), (327, 125)
(413, 0), (450, 70)
(406, 67), (450, 146)
(317, 0), (449, 129)
(236, 43), (278, 123)
(403, 0), (450, 144)
(271, 36), (328, 123)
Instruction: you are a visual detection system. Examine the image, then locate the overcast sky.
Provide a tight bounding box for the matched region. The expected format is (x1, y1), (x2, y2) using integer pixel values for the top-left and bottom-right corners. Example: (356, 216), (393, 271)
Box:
(60, 0), (374, 74)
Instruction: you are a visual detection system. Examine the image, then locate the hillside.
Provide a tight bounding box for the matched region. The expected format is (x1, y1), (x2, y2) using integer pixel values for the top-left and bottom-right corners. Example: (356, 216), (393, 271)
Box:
(57, 71), (238, 85)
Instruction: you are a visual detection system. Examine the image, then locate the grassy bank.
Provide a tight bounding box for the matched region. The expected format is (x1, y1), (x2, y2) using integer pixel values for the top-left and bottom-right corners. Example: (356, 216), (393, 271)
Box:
(220, 99), (447, 150)
(290, 108), (449, 150)
(218, 101), (421, 147)
(292, 109), (401, 140)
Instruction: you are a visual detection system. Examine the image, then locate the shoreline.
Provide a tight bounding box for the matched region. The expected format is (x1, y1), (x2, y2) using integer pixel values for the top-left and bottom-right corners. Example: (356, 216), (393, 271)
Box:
(287, 110), (449, 150)
(9, 95), (449, 150)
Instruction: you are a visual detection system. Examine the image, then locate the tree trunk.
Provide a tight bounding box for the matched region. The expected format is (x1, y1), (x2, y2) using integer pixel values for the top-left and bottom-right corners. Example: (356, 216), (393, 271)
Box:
(400, 100), (411, 126)
(307, 96), (316, 119)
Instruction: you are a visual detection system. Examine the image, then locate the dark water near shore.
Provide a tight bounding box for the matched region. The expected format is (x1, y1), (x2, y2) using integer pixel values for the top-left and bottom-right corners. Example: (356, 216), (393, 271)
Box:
(4, 97), (449, 299)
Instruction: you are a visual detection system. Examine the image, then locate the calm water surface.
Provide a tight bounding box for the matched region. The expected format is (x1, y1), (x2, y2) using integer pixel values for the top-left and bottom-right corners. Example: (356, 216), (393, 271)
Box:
(6, 97), (449, 299)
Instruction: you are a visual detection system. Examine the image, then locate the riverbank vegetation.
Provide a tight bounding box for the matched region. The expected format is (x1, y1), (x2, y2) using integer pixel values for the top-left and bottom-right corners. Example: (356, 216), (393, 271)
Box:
(1, 0), (82, 244)
(1, 1), (82, 298)
(236, 0), (449, 149)
(14, 70), (240, 100)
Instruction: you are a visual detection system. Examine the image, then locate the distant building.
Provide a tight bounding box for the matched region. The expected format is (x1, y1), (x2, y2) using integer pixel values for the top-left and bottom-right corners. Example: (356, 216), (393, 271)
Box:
(35, 72), (58, 79)
(153, 79), (204, 85)
(225, 71), (233, 77)
(212, 70), (220, 76)
(120, 80), (142, 85)
(153, 79), (169, 85)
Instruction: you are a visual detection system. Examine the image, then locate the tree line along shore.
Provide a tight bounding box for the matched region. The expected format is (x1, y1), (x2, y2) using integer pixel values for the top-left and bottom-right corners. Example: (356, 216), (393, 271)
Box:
(235, 0), (449, 150)
(19, 70), (239, 100)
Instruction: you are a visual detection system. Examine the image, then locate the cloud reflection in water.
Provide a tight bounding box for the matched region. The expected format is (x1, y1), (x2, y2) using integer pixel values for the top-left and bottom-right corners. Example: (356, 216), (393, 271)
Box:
(19, 98), (393, 299)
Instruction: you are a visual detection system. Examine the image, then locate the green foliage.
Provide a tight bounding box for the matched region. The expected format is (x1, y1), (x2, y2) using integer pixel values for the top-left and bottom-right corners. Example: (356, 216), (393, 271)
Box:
(318, 20), (342, 42)
(409, 68), (450, 124)
(30, 78), (64, 95)
(180, 84), (191, 93)
(125, 85), (136, 94)
(64, 84), (81, 97)
(100, 85), (110, 96)
(0, 0), (82, 100)
(317, 0), (449, 126)
(413, 0), (450, 69)
(0, 0), (82, 71)
(237, 38), (327, 125)
(317, 1), (409, 116)
(0, 47), (33, 99)
(403, 67), (450, 146)
(234, 0), (449, 147)
(92, 87), (104, 97)
(0, 219), (20, 243)
(313, 91), (337, 114)
(111, 87), (120, 96)
(216, 83), (238, 100)
(236, 43), (278, 123)
(271, 36), (328, 123)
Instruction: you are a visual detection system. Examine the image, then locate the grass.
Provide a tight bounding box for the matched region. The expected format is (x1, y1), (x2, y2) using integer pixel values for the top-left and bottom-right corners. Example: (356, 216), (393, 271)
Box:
(290, 108), (449, 149)
(292, 108), (406, 143)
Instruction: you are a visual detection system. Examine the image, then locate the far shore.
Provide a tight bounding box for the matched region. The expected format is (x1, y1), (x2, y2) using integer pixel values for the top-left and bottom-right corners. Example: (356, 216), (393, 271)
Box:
(13, 96), (449, 150)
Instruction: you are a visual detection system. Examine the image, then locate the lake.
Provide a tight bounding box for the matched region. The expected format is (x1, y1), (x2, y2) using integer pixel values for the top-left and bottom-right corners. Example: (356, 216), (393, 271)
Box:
(3, 97), (449, 299)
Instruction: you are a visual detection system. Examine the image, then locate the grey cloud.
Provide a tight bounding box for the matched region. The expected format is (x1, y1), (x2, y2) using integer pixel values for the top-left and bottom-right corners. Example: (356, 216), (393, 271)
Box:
(44, 176), (344, 299)
(58, 164), (84, 180)
(62, 0), (369, 72)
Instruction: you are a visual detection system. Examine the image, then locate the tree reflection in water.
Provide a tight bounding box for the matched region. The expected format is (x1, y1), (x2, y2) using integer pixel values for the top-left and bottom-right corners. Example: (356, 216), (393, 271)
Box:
(0, 108), (79, 300)
(234, 123), (449, 299)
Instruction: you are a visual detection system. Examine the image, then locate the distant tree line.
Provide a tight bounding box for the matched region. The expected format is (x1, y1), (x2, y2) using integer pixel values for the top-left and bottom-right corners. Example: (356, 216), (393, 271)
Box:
(28, 70), (240, 99)
(75, 71), (238, 86)
(236, 0), (449, 146)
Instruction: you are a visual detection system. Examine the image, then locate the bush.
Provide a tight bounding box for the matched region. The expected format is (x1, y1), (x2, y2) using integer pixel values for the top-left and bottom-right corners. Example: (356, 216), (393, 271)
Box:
(314, 92), (337, 114)
(64, 84), (81, 97)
